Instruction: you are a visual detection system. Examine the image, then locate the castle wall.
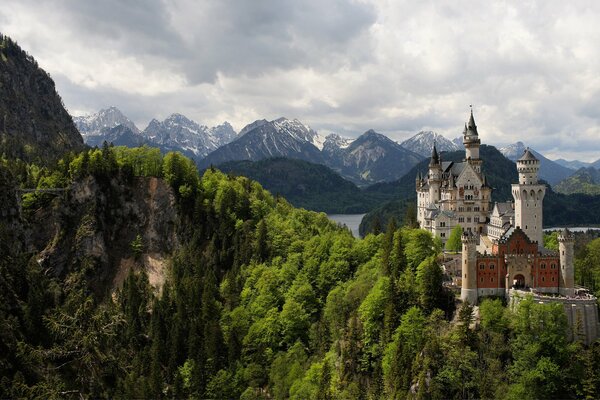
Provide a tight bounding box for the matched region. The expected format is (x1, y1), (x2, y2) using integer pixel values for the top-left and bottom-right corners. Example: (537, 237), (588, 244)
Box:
(510, 289), (599, 345)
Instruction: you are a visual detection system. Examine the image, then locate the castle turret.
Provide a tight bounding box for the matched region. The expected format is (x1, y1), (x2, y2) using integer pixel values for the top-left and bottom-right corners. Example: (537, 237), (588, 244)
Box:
(558, 228), (575, 296)
(428, 143), (441, 203)
(461, 231), (478, 304)
(511, 148), (546, 246)
(463, 109), (482, 172)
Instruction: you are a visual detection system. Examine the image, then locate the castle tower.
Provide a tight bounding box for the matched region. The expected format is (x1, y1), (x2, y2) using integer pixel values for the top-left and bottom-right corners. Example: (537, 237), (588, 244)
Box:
(511, 148), (546, 246)
(558, 228), (575, 296)
(463, 109), (482, 173)
(428, 143), (442, 203)
(461, 231), (478, 304)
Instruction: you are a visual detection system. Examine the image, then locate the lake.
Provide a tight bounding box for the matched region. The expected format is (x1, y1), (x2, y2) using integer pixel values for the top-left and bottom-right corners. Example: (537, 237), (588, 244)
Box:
(327, 214), (366, 238)
(544, 227), (600, 232)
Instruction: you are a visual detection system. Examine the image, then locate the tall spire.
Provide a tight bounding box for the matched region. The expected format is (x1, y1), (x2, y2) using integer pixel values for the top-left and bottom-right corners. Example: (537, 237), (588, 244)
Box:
(466, 107), (478, 136)
(430, 142), (439, 166)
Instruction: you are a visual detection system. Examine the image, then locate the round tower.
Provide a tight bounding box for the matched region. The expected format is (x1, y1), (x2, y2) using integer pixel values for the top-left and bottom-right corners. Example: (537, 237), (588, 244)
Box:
(463, 109), (481, 172)
(511, 148), (546, 246)
(461, 231), (479, 304)
(558, 228), (575, 296)
(428, 143), (441, 203)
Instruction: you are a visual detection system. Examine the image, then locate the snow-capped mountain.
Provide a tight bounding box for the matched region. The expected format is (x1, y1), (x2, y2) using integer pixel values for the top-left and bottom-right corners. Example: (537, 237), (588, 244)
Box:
(142, 114), (236, 157)
(499, 141), (574, 185)
(74, 106), (140, 137)
(327, 129), (424, 184)
(199, 117), (325, 168)
(400, 131), (461, 157)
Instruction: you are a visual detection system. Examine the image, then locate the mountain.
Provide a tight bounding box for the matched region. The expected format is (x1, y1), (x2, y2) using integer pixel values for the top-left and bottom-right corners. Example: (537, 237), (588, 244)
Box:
(0, 34), (84, 163)
(554, 158), (591, 170)
(84, 124), (148, 148)
(554, 167), (600, 195)
(217, 157), (383, 213)
(360, 144), (600, 235)
(142, 114), (237, 158)
(400, 131), (461, 157)
(499, 141), (573, 185)
(199, 117), (325, 168)
(591, 158), (600, 169)
(326, 129), (424, 185)
(74, 106), (140, 137)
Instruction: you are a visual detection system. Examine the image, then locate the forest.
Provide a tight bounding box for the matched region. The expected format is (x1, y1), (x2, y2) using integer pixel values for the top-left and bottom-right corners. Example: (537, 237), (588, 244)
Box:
(2, 144), (600, 399)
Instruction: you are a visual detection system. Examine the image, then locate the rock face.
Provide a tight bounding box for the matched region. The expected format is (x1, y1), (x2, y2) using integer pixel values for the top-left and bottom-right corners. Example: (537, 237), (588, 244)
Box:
(74, 106), (141, 137)
(0, 34), (84, 163)
(499, 141), (574, 185)
(400, 131), (461, 157)
(31, 175), (178, 295)
(142, 114), (237, 158)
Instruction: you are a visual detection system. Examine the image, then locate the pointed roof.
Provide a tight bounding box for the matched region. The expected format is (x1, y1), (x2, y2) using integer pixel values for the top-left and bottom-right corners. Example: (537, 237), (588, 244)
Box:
(429, 143), (440, 166)
(518, 147), (538, 162)
(465, 109), (479, 137)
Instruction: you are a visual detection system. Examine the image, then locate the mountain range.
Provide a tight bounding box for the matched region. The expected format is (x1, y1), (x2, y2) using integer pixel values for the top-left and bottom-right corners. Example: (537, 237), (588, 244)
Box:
(499, 141), (573, 185)
(74, 107), (237, 159)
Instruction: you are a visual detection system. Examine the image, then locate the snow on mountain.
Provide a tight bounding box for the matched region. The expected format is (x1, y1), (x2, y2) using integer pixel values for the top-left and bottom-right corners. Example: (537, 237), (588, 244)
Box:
(199, 117), (325, 168)
(74, 106), (140, 137)
(141, 113), (237, 157)
(325, 129), (424, 185)
(400, 131), (461, 157)
(271, 117), (325, 150)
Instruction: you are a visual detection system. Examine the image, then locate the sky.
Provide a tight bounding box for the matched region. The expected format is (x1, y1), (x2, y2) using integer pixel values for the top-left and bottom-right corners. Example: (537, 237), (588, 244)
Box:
(2, 0), (600, 161)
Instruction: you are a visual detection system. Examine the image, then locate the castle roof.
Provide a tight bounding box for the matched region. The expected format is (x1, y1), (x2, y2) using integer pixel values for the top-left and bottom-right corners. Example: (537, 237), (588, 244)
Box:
(429, 143), (440, 166)
(465, 109), (479, 137)
(518, 148), (538, 162)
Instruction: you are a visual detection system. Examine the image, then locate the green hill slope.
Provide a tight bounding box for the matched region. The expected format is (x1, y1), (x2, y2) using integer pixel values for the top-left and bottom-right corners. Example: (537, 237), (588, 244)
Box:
(216, 157), (394, 213)
(554, 167), (600, 195)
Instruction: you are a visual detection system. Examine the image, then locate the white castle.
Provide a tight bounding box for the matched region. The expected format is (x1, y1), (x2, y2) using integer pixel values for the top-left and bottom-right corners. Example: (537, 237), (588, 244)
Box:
(416, 110), (544, 245)
(416, 110), (599, 344)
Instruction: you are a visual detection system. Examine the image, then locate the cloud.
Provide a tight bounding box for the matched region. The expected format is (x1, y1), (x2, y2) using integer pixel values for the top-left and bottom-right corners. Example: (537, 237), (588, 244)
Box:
(2, 0), (600, 161)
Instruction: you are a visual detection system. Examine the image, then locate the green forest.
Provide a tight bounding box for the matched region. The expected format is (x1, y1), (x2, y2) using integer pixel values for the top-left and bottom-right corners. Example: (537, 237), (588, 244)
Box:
(3, 145), (600, 399)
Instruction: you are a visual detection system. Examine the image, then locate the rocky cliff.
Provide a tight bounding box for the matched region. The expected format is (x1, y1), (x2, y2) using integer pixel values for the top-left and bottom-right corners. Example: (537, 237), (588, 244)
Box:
(0, 34), (84, 163)
(22, 174), (178, 296)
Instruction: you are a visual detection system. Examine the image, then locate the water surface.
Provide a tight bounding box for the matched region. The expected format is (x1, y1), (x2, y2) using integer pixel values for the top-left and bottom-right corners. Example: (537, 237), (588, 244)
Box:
(327, 214), (366, 238)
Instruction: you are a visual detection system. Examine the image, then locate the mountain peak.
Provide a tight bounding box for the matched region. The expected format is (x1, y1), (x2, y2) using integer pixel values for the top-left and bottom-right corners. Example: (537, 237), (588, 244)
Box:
(75, 106), (140, 136)
(400, 131), (461, 157)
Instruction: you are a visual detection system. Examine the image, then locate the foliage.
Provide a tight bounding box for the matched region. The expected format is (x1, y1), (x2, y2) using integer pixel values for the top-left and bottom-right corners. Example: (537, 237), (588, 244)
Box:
(445, 224), (463, 252)
(2, 145), (600, 399)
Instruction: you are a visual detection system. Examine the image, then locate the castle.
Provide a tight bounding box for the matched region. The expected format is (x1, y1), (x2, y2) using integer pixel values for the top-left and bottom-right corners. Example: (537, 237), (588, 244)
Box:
(416, 111), (599, 344)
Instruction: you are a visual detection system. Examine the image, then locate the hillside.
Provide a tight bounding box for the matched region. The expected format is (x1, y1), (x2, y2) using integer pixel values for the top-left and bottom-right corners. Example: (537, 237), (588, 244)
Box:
(555, 167), (600, 195)
(0, 34), (84, 163)
(217, 157), (393, 213)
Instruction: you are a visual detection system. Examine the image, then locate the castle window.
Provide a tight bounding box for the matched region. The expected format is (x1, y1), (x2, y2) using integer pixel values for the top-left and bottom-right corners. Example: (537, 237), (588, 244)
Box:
(480, 264), (485, 270)
(490, 264), (495, 270)
(441, 233), (446, 237)
(542, 276), (545, 282)
(551, 264), (556, 269)
(480, 277), (484, 283)
(491, 277), (494, 282)
(541, 263), (546, 269)
(552, 277), (555, 282)
(467, 217), (472, 223)
(474, 206), (480, 211)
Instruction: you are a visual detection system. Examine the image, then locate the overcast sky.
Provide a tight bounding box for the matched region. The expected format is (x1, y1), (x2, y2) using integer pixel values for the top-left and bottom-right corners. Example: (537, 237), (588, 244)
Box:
(3, 0), (600, 161)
